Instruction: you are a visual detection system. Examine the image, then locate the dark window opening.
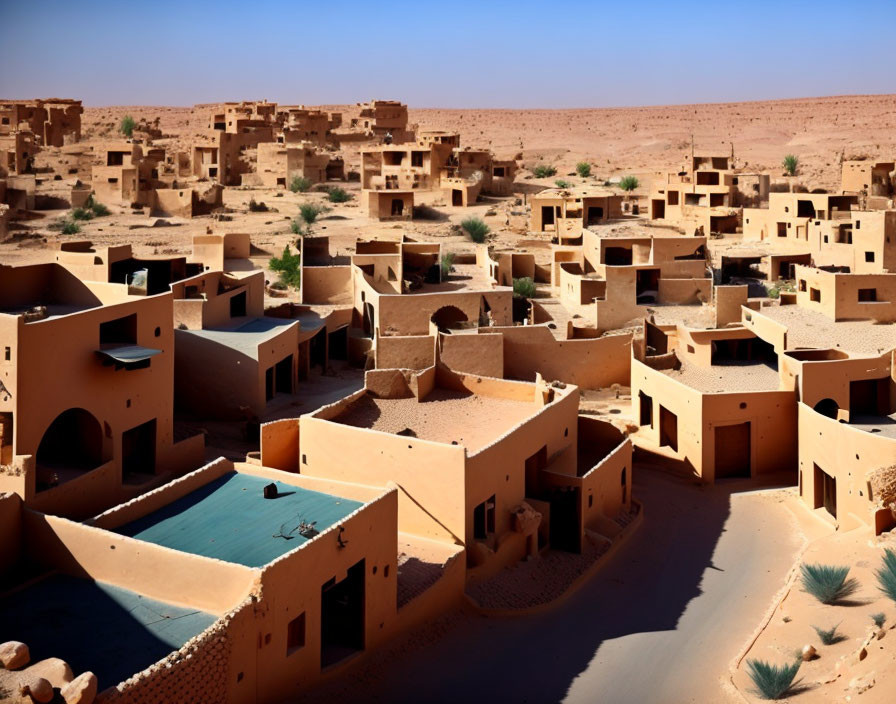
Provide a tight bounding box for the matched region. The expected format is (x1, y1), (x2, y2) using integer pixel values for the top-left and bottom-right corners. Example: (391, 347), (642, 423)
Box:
(229, 291), (247, 318)
(36, 409), (105, 490)
(865, 251), (875, 263)
(659, 406), (678, 451)
(122, 419), (156, 485)
(287, 612), (306, 655)
(321, 559), (365, 668)
(639, 391), (653, 427)
(100, 313), (137, 345)
(858, 288), (877, 302)
(473, 495), (496, 540)
(814, 464), (837, 519)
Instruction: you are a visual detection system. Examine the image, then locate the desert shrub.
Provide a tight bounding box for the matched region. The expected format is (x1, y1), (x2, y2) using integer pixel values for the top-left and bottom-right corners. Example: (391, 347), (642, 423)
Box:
(327, 186), (351, 203)
(269, 245), (302, 289)
(248, 198), (268, 212)
(876, 548), (896, 604)
(554, 179), (572, 189)
(532, 164), (557, 178)
(513, 277), (536, 299)
(870, 612), (886, 628)
(289, 219), (306, 235)
(86, 196), (110, 216)
(783, 154), (799, 176)
(61, 219), (80, 235)
(800, 563), (859, 604)
(461, 216), (489, 243)
(440, 252), (455, 279)
(289, 176), (311, 193)
(746, 659), (801, 700)
(71, 207), (94, 221)
(120, 115), (136, 137)
(619, 175), (640, 192)
(812, 623), (846, 645)
(576, 161), (592, 177)
(299, 202), (325, 224)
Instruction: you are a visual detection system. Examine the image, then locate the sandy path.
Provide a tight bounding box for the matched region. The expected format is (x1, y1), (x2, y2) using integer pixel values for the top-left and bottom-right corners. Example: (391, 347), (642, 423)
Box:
(303, 467), (803, 704)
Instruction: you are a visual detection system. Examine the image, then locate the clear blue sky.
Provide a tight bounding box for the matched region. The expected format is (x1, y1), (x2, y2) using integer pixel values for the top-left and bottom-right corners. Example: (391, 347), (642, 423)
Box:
(1, 0), (893, 107)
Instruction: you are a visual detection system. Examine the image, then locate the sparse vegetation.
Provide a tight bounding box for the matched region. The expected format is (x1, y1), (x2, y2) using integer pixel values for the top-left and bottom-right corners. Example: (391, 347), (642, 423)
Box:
(269, 245), (302, 289)
(745, 659), (801, 700)
(327, 186), (351, 203)
(290, 219), (306, 235)
(576, 162), (592, 177)
(513, 277), (536, 299)
(289, 176), (311, 193)
(870, 612), (886, 628)
(800, 563), (859, 605)
(783, 154), (799, 177)
(876, 548), (896, 604)
(619, 175), (640, 192)
(440, 252), (455, 279)
(767, 280), (796, 299)
(120, 115), (136, 138)
(86, 195), (110, 216)
(299, 202), (325, 224)
(554, 179), (572, 189)
(61, 219), (80, 235)
(71, 207), (94, 221)
(532, 164), (557, 178)
(461, 216), (490, 243)
(812, 623), (846, 645)
(248, 198), (268, 212)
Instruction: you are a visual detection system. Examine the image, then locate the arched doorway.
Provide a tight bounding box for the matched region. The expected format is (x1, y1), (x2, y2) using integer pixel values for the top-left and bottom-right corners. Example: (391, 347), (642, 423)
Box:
(430, 305), (468, 332)
(36, 408), (105, 490)
(813, 398), (839, 419)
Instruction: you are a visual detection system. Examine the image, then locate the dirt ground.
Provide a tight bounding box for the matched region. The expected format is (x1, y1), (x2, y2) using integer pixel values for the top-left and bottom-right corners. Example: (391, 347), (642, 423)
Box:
(731, 498), (896, 703)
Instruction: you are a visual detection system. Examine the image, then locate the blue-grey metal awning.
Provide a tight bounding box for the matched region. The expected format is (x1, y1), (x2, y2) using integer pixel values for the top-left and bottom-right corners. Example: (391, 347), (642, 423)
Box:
(95, 344), (161, 369)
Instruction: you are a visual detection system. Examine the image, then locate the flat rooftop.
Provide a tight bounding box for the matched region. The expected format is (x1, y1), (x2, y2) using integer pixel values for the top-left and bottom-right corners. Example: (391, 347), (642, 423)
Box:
(0, 574), (215, 689)
(759, 305), (896, 355)
(330, 388), (537, 452)
(184, 316), (297, 359)
(414, 263), (494, 293)
(117, 472), (362, 567)
(661, 357), (780, 393)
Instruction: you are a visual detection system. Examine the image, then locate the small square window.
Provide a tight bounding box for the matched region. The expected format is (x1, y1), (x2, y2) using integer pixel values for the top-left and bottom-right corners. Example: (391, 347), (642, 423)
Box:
(287, 612), (306, 654)
(865, 251), (875, 263)
(3, 347), (9, 361)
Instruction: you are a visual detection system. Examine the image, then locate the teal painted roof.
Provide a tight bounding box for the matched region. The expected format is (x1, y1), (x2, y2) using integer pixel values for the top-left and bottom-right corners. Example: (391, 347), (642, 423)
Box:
(0, 575), (215, 689)
(117, 472), (362, 567)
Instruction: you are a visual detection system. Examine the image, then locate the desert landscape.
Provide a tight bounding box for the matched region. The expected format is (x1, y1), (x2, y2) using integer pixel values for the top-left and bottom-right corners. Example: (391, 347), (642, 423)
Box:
(2, 81), (896, 704)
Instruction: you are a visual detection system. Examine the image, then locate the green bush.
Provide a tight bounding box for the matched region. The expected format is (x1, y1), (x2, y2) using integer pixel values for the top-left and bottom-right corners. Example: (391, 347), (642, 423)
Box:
(619, 175), (640, 192)
(746, 659), (801, 700)
(812, 623), (846, 645)
(461, 217), (490, 243)
(87, 196), (110, 217)
(800, 563), (859, 604)
(783, 154), (799, 177)
(290, 219), (306, 235)
(61, 219), (80, 235)
(327, 186), (351, 203)
(299, 203), (325, 224)
(876, 548), (896, 604)
(120, 115), (136, 137)
(71, 207), (94, 221)
(513, 277), (536, 299)
(871, 612), (886, 628)
(289, 176), (311, 193)
(554, 179), (572, 189)
(269, 245), (302, 289)
(576, 162), (592, 177)
(532, 164), (557, 178)
(440, 252), (455, 279)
